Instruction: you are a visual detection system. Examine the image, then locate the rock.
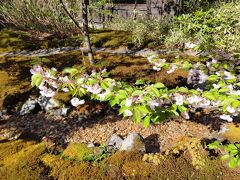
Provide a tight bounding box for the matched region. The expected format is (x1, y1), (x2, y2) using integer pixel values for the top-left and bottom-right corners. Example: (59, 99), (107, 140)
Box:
(48, 107), (70, 116)
(37, 96), (62, 111)
(107, 134), (123, 150)
(20, 97), (38, 115)
(119, 132), (145, 152)
(87, 142), (95, 148)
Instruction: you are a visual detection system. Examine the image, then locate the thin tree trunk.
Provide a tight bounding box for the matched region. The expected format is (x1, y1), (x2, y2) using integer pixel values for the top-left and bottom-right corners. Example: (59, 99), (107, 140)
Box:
(82, 0), (94, 65)
(60, 0), (94, 65)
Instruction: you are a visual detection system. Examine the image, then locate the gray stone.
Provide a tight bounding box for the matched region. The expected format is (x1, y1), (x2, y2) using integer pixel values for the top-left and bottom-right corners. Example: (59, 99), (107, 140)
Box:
(107, 134), (123, 150)
(37, 96), (63, 111)
(20, 97), (38, 115)
(48, 107), (70, 116)
(87, 142), (95, 148)
(119, 132), (145, 152)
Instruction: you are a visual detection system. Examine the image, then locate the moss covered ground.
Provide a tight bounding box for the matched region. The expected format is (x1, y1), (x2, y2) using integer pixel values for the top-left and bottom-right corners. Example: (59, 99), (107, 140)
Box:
(0, 139), (239, 179)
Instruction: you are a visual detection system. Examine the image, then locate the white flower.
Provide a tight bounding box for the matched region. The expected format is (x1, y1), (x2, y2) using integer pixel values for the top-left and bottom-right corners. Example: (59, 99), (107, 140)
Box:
(76, 77), (84, 84)
(223, 71), (235, 80)
(148, 100), (160, 110)
(167, 64), (178, 74)
(47, 79), (60, 89)
(157, 58), (166, 64)
(212, 59), (218, 63)
(173, 93), (184, 106)
(147, 55), (157, 62)
(198, 71), (208, 84)
(59, 76), (69, 83)
(70, 98), (85, 107)
(86, 84), (102, 94)
(198, 99), (211, 108)
(187, 95), (202, 105)
(51, 67), (57, 71)
(219, 114), (233, 122)
(226, 105), (235, 114)
(125, 98), (133, 107)
(213, 84), (220, 89)
(40, 88), (56, 97)
(216, 72), (221, 76)
(181, 111), (190, 119)
(124, 110), (133, 116)
(231, 90), (240, 96)
(101, 68), (107, 73)
(153, 66), (161, 71)
(30, 65), (43, 74)
(62, 87), (69, 92)
(98, 90), (110, 101)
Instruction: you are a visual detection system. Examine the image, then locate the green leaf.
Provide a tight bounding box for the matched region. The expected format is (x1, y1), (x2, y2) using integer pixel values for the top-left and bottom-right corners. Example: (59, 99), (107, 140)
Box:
(219, 87), (229, 93)
(221, 154), (230, 161)
(117, 90), (128, 99)
(228, 144), (238, 151)
(203, 92), (215, 100)
(137, 105), (150, 114)
(153, 82), (165, 89)
(229, 158), (238, 168)
(63, 67), (78, 76)
(135, 79), (145, 85)
(133, 108), (141, 123)
(132, 90), (144, 96)
(178, 105), (187, 113)
(230, 149), (239, 156)
(119, 106), (130, 115)
(109, 97), (119, 107)
(31, 74), (43, 87)
(208, 75), (219, 81)
(207, 141), (221, 149)
(232, 101), (240, 109)
(143, 115), (151, 128)
(100, 81), (109, 90)
(151, 87), (160, 97)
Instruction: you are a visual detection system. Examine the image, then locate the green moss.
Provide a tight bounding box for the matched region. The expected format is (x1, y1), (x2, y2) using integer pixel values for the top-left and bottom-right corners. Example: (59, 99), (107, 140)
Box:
(220, 124), (240, 143)
(63, 143), (94, 161)
(122, 160), (157, 178)
(42, 154), (105, 179)
(0, 140), (47, 180)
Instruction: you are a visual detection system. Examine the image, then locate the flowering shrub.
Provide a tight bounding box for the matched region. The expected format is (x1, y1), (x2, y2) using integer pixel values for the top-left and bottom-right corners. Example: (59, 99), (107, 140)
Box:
(31, 54), (239, 126)
(147, 55), (240, 122)
(208, 141), (240, 168)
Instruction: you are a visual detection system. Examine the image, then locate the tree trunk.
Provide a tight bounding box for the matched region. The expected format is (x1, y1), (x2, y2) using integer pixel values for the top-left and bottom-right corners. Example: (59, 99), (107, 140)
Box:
(60, 0), (94, 65)
(82, 0), (94, 65)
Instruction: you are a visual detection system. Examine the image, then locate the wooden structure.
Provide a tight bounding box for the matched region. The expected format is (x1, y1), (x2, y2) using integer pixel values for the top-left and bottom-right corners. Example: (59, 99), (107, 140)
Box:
(92, 0), (182, 25)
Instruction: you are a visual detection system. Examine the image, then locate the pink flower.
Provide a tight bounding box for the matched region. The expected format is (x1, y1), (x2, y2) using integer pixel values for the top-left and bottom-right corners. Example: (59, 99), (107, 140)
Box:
(125, 98), (133, 107)
(86, 84), (102, 94)
(219, 114), (233, 122)
(30, 65), (43, 74)
(70, 98), (85, 107)
(124, 110), (133, 116)
(40, 88), (56, 97)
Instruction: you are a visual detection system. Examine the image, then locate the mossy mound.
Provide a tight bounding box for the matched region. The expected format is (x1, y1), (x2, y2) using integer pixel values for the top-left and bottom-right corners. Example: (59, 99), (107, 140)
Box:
(220, 123), (240, 143)
(63, 143), (94, 161)
(0, 140), (47, 180)
(42, 154), (106, 179)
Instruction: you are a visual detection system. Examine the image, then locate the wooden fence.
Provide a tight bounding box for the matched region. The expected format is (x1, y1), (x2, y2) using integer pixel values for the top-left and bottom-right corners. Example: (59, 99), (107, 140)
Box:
(91, 0), (182, 26)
